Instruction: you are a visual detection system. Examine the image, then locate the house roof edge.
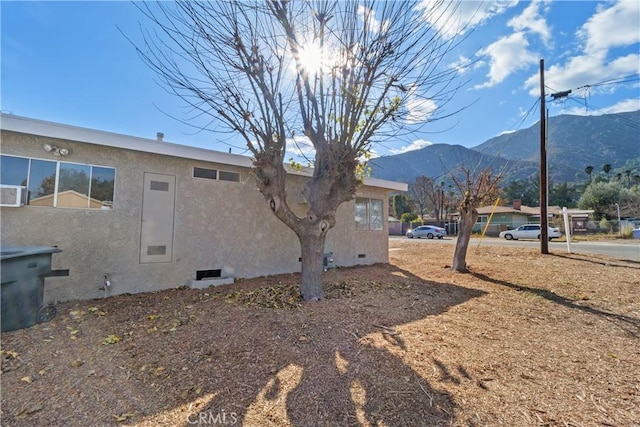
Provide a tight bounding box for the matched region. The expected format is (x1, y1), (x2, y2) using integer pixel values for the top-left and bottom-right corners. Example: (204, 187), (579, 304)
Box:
(1, 113), (253, 168)
(1, 113), (407, 191)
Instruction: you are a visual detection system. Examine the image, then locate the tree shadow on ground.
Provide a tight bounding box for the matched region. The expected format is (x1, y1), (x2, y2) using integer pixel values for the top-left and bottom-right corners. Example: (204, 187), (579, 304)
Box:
(0, 264), (489, 427)
(170, 265), (487, 426)
(470, 271), (640, 338)
(550, 252), (640, 269)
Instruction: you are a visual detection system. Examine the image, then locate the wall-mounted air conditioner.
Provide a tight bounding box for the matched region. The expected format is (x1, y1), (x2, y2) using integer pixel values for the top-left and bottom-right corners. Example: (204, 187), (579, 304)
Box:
(0, 185), (28, 207)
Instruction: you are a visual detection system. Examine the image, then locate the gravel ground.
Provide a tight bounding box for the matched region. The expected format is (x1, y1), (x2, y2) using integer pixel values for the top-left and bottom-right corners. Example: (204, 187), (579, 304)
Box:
(1, 241), (638, 426)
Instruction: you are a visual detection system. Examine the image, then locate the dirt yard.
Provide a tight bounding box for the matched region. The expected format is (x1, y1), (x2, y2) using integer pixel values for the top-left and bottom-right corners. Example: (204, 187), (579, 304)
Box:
(1, 240), (638, 426)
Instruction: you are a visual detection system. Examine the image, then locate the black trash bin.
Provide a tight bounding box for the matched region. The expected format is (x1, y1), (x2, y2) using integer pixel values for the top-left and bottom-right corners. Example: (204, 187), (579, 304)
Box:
(1, 246), (61, 332)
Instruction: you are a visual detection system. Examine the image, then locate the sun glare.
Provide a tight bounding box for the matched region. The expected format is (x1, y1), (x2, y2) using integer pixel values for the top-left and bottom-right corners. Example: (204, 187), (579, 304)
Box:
(296, 42), (325, 75)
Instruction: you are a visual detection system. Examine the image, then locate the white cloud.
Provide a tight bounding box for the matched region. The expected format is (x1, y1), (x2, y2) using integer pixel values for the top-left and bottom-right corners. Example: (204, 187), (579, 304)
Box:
(389, 139), (433, 154)
(507, 0), (550, 45)
(406, 97), (437, 124)
(498, 129), (517, 136)
(525, 1), (640, 96)
(597, 98), (640, 114)
(449, 55), (471, 75)
(580, 0), (640, 55)
(285, 136), (384, 165)
(286, 136), (315, 159)
(473, 1), (550, 89)
(562, 98), (640, 116)
(449, 55), (485, 75)
(402, 83), (438, 124)
(358, 5), (388, 34)
(418, 0), (519, 37)
(474, 32), (538, 89)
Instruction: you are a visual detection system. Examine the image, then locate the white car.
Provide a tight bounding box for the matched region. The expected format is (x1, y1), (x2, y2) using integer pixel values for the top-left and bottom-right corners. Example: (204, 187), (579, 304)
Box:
(406, 225), (446, 239)
(499, 224), (562, 241)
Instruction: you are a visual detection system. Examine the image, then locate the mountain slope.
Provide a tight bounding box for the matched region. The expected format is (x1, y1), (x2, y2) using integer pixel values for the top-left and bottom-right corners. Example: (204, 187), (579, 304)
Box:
(472, 110), (640, 181)
(369, 143), (538, 183)
(369, 110), (639, 184)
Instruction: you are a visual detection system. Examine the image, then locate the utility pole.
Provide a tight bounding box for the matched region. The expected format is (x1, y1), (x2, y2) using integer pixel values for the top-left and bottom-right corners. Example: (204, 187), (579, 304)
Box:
(539, 59), (548, 254)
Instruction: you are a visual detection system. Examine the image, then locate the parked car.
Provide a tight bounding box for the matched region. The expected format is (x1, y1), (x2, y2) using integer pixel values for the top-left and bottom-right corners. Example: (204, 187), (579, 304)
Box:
(499, 224), (562, 241)
(406, 225), (446, 239)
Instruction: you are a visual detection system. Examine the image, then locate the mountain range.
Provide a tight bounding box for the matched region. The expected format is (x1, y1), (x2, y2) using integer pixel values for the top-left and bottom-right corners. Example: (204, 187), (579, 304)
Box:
(369, 110), (639, 185)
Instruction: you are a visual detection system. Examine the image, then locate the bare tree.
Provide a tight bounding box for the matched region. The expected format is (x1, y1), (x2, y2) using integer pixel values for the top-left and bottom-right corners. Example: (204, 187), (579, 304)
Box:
(450, 168), (502, 272)
(133, 0), (467, 300)
(408, 176), (432, 220)
(435, 180), (445, 221)
(409, 175), (448, 221)
(444, 184), (456, 220)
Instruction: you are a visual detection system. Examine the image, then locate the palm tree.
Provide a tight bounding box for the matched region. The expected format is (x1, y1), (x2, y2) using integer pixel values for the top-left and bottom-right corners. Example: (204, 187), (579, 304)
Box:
(625, 170), (632, 187)
(602, 164), (612, 181)
(585, 165), (594, 183)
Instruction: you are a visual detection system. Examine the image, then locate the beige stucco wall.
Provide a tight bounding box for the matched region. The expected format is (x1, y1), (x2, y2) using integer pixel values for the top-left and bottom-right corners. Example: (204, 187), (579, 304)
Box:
(1, 130), (390, 303)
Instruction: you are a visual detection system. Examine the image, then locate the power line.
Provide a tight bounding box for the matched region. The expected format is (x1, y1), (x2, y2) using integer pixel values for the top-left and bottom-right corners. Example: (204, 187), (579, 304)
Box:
(543, 79), (640, 131)
(564, 96), (640, 132)
(544, 73), (640, 102)
(473, 97), (541, 178)
(576, 74), (640, 90)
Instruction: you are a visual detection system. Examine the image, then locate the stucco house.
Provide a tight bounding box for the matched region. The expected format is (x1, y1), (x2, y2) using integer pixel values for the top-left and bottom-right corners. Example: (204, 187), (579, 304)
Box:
(473, 201), (552, 234)
(449, 200), (560, 235)
(0, 114), (406, 303)
(468, 200), (592, 235)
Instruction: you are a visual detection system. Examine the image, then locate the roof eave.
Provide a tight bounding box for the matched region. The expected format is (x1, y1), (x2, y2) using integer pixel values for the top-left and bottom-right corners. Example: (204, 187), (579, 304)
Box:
(1, 113), (407, 192)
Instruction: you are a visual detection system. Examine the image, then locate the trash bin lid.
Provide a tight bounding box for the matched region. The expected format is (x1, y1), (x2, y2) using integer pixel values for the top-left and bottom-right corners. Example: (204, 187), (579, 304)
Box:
(0, 246), (62, 260)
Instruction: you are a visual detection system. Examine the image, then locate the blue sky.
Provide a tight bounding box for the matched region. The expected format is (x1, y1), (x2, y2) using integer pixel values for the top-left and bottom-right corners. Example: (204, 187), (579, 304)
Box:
(2, 1), (639, 158)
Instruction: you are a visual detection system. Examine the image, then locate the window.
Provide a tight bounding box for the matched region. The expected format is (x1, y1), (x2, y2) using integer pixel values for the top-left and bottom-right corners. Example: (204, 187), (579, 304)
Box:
(355, 198), (369, 230)
(193, 167), (240, 182)
(0, 155), (115, 209)
(219, 170), (240, 182)
(355, 198), (383, 231)
(477, 215), (489, 224)
(28, 159), (57, 207)
(370, 199), (383, 230)
(1, 156), (29, 186)
(194, 167), (217, 180)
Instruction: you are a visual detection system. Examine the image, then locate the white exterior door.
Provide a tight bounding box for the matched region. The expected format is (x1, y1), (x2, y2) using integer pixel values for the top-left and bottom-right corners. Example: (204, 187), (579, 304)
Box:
(140, 173), (176, 263)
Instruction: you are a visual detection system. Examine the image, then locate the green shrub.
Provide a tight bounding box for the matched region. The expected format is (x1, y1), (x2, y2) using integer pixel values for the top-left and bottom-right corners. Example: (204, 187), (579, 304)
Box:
(621, 225), (634, 239)
(400, 212), (417, 223)
(599, 218), (611, 232)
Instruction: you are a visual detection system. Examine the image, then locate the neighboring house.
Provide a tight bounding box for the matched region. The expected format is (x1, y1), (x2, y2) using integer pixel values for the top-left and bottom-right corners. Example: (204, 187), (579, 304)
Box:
(0, 114), (406, 303)
(460, 200), (593, 236)
(30, 190), (110, 209)
(452, 200), (559, 236)
(474, 204), (548, 234)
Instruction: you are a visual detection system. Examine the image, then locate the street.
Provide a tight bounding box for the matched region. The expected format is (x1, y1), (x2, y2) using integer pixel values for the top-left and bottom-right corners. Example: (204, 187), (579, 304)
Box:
(390, 235), (640, 262)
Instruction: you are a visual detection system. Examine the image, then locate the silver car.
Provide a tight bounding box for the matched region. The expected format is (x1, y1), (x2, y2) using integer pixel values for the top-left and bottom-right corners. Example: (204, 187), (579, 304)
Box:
(406, 225), (446, 239)
(499, 224), (562, 241)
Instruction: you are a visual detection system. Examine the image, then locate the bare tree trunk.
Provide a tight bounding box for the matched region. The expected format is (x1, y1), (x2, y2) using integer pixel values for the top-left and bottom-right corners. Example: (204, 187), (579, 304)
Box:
(452, 207), (478, 272)
(299, 231), (326, 301)
(134, 0), (472, 301)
